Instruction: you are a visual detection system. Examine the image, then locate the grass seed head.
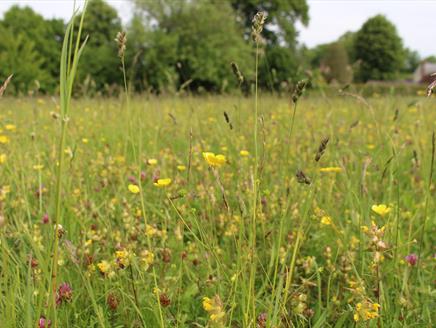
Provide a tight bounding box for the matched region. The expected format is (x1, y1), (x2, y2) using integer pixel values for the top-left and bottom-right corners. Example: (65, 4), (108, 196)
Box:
(0, 74), (13, 97)
(252, 11), (267, 43)
(115, 31), (127, 59)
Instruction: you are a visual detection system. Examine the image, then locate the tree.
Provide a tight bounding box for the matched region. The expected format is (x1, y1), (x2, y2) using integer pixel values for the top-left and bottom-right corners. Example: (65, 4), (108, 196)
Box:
(354, 15), (404, 82)
(1, 6), (64, 92)
(132, 0), (253, 92)
(0, 25), (48, 94)
(403, 48), (420, 73)
(230, 0), (309, 48)
(321, 42), (353, 84)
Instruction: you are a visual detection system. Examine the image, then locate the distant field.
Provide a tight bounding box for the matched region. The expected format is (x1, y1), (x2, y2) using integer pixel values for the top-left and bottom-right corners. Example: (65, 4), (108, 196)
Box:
(0, 95), (434, 327)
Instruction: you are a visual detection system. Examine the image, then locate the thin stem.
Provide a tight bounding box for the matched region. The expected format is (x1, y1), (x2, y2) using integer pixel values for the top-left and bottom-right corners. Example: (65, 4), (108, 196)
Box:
(248, 41), (260, 324)
(417, 131), (435, 271)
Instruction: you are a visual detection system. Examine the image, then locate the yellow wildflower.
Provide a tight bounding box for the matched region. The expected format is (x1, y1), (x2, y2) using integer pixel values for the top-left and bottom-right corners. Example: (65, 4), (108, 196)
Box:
(371, 204), (391, 217)
(0, 135), (10, 144)
(154, 178), (172, 187)
(128, 184), (140, 194)
(202, 295), (225, 323)
(0, 154), (6, 164)
(115, 250), (130, 268)
(354, 300), (380, 322)
(82, 138), (89, 144)
(147, 158), (158, 165)
(320, 216), (332, 225)
(319, 167), (342, 173)
(97, 260), (111, 274)
(177, 165), (186, 171)
(203, 152), (226, 167)
(5, 124), (16, 131)
(240, 150), (249, 157)
(33, 164), (44, 170)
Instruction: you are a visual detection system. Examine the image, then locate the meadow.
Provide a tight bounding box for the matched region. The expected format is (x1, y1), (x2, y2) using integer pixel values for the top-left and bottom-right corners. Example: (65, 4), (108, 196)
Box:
(0, 92), (435, 327)
(0, 8), (435, 328)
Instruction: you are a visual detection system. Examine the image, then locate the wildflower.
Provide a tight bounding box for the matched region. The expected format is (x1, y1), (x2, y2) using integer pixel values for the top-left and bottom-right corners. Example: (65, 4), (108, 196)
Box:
(56, 282), (72, 306)
(128, 184), (140, 194)
(5, 124), (16, 131)
(107, 293), (119, 311)
(33, 164), (44, 170)
(404, 253), (418, 266)
(177, 165), (186, 171)
(154, 178), (171, 187)
(115, 249), (130, 268)
(0, 154), (6, 164)
(320, 216), (332, 225)
(97, 260), (111, 275)
(371, 204), (391, 217)
(41, 213), (49, 224)
(147, 158), (158, 165)
(353, 300), (380, 322)
(140, 249), (154, 269)
(319, 167), (342, 173)
(257, 312), (267, 328)
(203, 152), (226, 167)
(159, 293), (171, 307)
(0, 135), (10, 144)
(240, 150), (249, 157)
(38, 316), (51, 328)
(82, 138), (88, 144)
(202, 295), (225, 323)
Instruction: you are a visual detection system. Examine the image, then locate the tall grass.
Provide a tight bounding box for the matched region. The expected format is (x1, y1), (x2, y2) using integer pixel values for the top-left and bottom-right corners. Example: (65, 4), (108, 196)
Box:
(49, 3), (88, 326)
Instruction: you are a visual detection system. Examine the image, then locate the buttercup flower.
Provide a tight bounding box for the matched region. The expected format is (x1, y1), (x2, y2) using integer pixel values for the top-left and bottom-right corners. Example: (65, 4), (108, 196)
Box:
(320, 216), (332, 225)
(128, 184), (140, 194)
(147, 158), (158, 165)
(5, 124), (16, 131)
(319, 167), (342, 173)
(240, 150), (249, 156)
(154, 178), (172, 187)
(203, 152), (226, 167)
(177, 165), (186, 171)
(0, 135), (10, 144)
(371, 204), (391, 217)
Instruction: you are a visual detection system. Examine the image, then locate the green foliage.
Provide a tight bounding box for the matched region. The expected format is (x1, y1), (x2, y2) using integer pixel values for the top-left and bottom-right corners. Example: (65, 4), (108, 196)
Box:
(259, 46), (304, 91)
(402, 48), (421, 73)
(1, 6), (63, 92)
(230, 0), (309, 47)
(132, 0), (253, 93)
(321, 42), (353, 84)
(77, 0), (122, 93)
(0, 25), (48, 94)
(354, 15), (404, 82)
(126, 15), (179, 93)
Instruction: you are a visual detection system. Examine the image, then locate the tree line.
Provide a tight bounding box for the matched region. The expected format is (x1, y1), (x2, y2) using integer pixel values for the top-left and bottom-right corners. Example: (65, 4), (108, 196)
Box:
(0, 0), (432, 96)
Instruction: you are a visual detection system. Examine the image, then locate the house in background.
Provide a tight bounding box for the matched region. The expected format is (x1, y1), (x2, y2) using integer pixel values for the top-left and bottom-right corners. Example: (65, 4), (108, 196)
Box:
(413, 61), (436, 83)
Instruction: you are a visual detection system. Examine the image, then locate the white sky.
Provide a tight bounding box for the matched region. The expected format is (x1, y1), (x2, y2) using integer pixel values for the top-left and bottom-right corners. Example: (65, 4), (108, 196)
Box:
(0, 0), (434, 57)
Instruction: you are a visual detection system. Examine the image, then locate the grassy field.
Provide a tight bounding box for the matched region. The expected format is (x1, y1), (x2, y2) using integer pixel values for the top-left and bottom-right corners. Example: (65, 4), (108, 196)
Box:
(0, 92), (435, 327)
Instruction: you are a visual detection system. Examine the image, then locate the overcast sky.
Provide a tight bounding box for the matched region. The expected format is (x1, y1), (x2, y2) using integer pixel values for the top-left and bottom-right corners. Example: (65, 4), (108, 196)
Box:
(0, 0), (434, 57)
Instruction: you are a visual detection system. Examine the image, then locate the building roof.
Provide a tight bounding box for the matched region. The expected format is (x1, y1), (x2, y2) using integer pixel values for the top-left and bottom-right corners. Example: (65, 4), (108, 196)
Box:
(413, 62), (436, 82)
